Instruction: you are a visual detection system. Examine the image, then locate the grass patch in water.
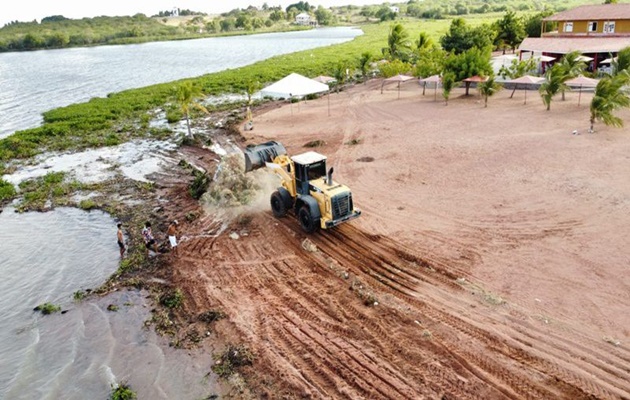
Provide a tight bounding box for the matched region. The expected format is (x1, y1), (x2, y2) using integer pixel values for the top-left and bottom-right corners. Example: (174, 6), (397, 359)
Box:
(78, 199), (97, 210)
(110, 382), (137, 400)
(34, 303), (61, 315)
(0, 178), (16, 203)
(73, 290), (86, 301)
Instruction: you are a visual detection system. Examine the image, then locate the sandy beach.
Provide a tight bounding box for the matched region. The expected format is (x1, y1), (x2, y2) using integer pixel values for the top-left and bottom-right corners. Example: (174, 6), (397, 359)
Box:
(163, 79), (630, 398)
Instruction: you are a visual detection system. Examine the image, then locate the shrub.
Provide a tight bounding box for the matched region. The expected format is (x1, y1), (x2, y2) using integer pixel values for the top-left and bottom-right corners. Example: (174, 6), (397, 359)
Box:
(34, 303), (61, 315)
(160, 288), (184, 309)
(111, 382), (137, 400)
(189, 171), (211, 200)
(0, 179), (16, 202)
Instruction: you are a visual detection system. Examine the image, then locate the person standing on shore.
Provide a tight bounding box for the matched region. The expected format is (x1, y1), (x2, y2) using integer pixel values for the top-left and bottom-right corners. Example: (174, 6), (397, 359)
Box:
(142, 221), (159, 256)
(117, 223), (126, 258)
(167, 220), (179, 257)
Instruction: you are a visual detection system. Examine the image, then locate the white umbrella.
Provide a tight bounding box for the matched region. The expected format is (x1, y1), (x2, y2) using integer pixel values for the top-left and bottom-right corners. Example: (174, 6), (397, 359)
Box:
(507, 75), (545, 104)
(382, 74), (415, 99)
(535, 55), (556, 62)
(576, 55), (594, 62)
(600, 57), (617, 64)
(420, 75), (441, 100)
(565, 75), (599, 106)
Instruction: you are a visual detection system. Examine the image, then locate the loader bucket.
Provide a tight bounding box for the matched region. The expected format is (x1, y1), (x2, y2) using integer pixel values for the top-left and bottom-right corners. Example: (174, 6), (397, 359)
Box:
(244, 141), (287, 172)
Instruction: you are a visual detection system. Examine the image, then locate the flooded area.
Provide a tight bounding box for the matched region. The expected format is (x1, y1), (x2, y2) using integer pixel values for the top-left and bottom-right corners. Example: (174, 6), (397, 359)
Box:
(0, 208), (219, 399)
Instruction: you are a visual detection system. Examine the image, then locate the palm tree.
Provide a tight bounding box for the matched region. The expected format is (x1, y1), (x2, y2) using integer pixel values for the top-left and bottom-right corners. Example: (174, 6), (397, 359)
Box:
(442, 72), (457, 105)
(612, 46), (630, 75)
(176, 81), (208, 138)
(415, 32), (433, 51)
(558, 51), (586, 100)
(382, 23), (411, 61)
(357, 52), (373, 83)
(332, 62), (347, 93)
(539, 64), (568, 111)
(478, 75), (502, 107)
(589, 70), (630, 132)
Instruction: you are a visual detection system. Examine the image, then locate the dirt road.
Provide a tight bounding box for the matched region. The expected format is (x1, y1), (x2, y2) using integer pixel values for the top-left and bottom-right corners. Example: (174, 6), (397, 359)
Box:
(167, 81), (630, 398)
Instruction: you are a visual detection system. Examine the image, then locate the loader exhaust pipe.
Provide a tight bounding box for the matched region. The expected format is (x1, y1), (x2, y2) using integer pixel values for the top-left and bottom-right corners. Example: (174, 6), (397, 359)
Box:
(243, 141), (287, 172)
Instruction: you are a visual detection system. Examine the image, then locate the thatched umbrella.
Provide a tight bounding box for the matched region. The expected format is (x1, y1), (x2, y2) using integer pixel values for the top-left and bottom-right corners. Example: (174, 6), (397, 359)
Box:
(565, 75), (599, 106)
(462, 75), (488, 96)
(506, 75), (545, 104)
(419, 75), (441, 101)
(381, 74), (415, 99)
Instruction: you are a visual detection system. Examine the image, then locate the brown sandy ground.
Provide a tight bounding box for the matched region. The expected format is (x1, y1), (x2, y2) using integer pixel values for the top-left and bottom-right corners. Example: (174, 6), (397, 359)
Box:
(158, 80), (630, 399)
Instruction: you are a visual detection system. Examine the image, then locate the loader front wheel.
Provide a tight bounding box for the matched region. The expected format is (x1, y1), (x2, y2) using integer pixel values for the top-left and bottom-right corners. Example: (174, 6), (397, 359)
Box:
(298, 206), (320, 233)
(270, 191), (287, 218)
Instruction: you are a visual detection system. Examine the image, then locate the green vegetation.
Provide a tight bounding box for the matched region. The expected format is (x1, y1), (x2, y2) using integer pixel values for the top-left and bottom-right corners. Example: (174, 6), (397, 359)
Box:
(160, 288), (184, 309)
(78, 199), (97, 210)
(478, 76), (503, 107)
(590, 71), (630, 132)
(34, 303), (61, 315)
(0, 9), (308, 53)
(73, 290), (86, 301)
(107, 304), (120, 312)
(175, 82), (208, 138)
(110, 382), (137, 400)
(189, 171), (211, 200)
(0, 179), (16, 203)
(212, 344), (255, 378)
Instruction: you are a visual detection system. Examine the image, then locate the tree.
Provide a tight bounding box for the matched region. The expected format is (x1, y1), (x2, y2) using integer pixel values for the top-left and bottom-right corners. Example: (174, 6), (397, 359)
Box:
(558, 51), (587, 100)
(357, 52), (373, 82)
(495, 11), (525, 53)
(523, 11), (553, 38)
(590, 70), (630, 132)
(443, 46), (493, 82)
(382, 23), (411, 61)
(477, 75), (502, 107)
(175, 82), (208, 138)
(378, 59), (412, 78)
(442, 72), (457, 105)
(415, 32), (434, 51)
(539, 64), (568, 111)
(440, 18), (495, 54)
(415, 47), (445, 79)
(612, 46), (630, 74)
(315, 6), (333, 25)
(604, 0), (618, 3)
(332, 62), (348, 93)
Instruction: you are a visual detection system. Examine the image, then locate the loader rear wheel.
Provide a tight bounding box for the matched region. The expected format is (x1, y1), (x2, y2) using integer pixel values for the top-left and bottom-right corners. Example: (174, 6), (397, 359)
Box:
(270, 191), (287, 218)
(298, 206), (320, 234)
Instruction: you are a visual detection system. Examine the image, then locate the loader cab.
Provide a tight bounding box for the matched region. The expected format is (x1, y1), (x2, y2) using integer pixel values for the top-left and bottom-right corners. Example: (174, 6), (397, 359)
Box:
(291, 151), (327, 195)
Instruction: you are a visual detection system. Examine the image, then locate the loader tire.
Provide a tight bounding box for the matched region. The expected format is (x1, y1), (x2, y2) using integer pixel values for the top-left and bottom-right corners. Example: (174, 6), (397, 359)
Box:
(271, 191), (287, 218)
(298, 206), (320, 234)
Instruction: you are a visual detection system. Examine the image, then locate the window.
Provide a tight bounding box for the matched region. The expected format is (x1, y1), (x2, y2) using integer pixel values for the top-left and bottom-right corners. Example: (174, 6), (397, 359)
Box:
(604, 21), (616, 33)
(588, 21), (598, 32)
(564, 22), (573, 32)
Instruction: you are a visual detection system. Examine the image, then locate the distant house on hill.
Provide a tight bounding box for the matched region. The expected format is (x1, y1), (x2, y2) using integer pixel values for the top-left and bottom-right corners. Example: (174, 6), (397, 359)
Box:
(296, 13), (311, 25)
(390, 6), (399, 14)
(519, 4), (630, 72)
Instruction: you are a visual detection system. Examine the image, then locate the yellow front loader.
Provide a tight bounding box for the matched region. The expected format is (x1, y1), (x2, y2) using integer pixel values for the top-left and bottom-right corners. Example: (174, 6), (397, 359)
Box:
(244, 141), (361, 233)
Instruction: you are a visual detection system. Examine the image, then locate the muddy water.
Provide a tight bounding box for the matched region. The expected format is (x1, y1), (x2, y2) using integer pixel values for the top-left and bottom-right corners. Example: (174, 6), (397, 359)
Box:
(0, 208), (218, 399)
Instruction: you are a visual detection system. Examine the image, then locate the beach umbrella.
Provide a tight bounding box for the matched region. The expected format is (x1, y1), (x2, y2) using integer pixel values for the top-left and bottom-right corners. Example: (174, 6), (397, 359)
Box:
(565, 75), (599, 106)
(576, 55), (594, 62)
(462, 75), (488, 96)
(382, 74), (415, 99)
(534, 55), (556, 62)
(599, 57), (617, 64)
(420, 75), (441, 101)
(506, 75), (545, 104)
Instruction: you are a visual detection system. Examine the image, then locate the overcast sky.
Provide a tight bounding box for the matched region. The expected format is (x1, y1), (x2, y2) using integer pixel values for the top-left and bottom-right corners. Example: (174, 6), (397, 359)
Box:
(1, 0), (381, 26)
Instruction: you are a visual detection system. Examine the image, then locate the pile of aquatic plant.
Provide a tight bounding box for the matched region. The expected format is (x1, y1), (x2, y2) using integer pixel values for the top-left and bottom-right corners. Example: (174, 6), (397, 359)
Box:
(204, 154), (259, 207)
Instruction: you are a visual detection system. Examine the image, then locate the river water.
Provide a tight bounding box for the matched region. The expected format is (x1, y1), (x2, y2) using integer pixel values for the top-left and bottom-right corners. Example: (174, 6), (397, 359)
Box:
(0, 27), (362, 138)
(0, 27), (361, 398)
